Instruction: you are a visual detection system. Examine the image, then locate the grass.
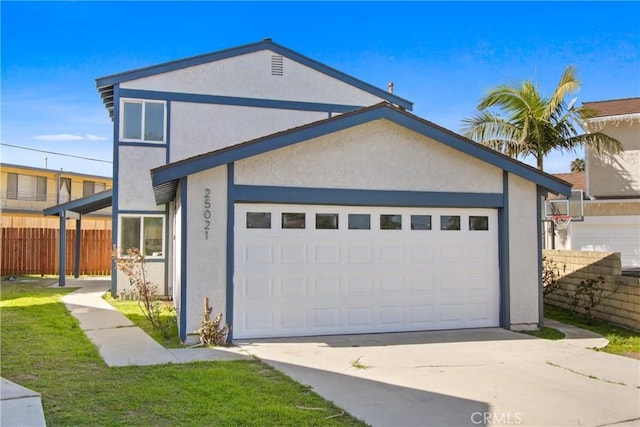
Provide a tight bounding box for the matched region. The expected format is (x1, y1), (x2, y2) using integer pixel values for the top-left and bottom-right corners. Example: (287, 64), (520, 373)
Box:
(104, 294), (183, 348)
(0, 277), (365, 426)
(545, 305), (640, 359)
(521, 326), (565, 340)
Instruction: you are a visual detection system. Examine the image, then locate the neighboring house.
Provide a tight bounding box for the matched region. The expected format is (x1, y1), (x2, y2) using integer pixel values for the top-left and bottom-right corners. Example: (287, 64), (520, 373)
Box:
(95, 39), (570, 342)
(0, 163), (112, 229)
(550, 98), (640, 268)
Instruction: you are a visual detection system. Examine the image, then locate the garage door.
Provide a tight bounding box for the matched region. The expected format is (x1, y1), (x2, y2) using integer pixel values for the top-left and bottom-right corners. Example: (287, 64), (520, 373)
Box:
(234, 204), (500, 339)
(572, 218), (640, 268)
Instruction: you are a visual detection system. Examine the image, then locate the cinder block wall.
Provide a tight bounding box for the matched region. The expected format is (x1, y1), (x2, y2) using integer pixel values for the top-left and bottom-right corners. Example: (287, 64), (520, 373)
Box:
(543, 249), (640, 332)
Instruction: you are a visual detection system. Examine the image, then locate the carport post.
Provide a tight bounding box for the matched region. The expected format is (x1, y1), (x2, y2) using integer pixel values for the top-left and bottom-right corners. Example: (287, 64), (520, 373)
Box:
(59, 212), (66, 287)
(73, 215), (82, 278)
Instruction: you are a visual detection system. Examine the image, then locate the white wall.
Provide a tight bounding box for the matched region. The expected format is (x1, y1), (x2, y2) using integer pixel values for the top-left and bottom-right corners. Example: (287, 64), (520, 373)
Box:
(120, 50), (385, 107)
(236, 120), (503, 193)
(184, 166), (228, 341)
(118, 146), (166, 210)
(170, 103), (325, 161)
(507, 173), (540, 330)
(587, 120), (640, 198)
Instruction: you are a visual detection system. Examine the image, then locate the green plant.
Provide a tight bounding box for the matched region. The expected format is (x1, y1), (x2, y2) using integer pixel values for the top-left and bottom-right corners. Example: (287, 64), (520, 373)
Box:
(542, 256), (565, 297)
(566, 276), (618, 322)
(112, 247), (174, 339)
(350, 356), (370, 370)
(194, 296), (229, 346)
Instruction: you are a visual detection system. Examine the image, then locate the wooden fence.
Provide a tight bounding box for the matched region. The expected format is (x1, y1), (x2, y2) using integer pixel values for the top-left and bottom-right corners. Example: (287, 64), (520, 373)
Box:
(1, 228), (112, 276)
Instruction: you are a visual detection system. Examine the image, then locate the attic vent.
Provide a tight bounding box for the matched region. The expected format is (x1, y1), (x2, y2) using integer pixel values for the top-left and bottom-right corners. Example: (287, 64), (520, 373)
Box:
(271, 55), (284, 76)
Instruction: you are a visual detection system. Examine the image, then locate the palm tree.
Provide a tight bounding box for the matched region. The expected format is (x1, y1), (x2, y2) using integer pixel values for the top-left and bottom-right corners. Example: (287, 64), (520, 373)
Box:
(461, 66), (622, 171)
(571, 158), (585, 173)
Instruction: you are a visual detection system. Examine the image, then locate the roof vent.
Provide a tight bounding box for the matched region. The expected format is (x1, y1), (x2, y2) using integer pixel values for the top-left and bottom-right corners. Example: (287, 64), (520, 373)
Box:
(271, 55), (283, 76)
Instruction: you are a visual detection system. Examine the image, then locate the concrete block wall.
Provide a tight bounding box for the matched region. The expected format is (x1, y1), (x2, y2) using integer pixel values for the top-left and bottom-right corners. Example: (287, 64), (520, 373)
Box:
(543, 249), (640, 332)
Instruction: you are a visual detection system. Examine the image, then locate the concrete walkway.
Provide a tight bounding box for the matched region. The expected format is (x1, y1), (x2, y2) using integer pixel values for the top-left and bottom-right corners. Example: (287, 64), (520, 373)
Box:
(544, 317), (610, 349)
(59, 278), (247, 366)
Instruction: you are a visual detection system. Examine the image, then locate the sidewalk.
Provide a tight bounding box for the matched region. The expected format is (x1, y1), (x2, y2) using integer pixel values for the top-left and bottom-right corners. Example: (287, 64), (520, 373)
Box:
(544, 318), (610, 349)
(59, 278), (247, 366)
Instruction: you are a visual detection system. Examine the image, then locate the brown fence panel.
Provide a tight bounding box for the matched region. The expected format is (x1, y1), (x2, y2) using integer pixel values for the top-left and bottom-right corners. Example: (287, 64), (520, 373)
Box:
(1, 227), (111, 276)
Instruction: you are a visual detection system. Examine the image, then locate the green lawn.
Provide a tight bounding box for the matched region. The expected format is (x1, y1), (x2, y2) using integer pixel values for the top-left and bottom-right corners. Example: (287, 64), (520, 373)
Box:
(544, 305), (640, 359)
(0, 278), (365, 426)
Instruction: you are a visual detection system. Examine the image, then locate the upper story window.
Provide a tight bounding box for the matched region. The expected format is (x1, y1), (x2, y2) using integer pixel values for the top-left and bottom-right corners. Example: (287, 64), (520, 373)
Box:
(121, 100), (166, 143)
(83, 180), (106, 197)
(6, 173), (47, 201)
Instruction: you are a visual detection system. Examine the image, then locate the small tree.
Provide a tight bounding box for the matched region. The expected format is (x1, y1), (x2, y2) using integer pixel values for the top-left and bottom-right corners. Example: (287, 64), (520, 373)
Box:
(571, 158), (585, 173)
(566, 276), (618, 323)
(542, 256), (565, 297)
(112, 247), (173, 338)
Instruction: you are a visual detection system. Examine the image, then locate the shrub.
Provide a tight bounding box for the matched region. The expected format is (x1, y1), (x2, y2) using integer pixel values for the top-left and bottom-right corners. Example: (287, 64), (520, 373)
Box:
(542, 256), (565, 297)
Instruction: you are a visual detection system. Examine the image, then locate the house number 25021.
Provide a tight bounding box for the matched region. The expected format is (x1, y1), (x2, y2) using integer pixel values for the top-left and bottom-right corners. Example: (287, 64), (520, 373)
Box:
(204, 188), (211, 240)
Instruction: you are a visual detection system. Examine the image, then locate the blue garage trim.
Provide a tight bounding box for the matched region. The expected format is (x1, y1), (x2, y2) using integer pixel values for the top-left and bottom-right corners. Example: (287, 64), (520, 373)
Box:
(226, 163), (235, 341)
(179, 177), (188, 342)
(498, 171), (510, 329)
(234, 185), (504, 208)
(111, 84), (120, 297)
(151, 104), (572, 200)
(537, 186), (544, 329)
(119, 88), (363, 114)
(96, 39), (413, 112)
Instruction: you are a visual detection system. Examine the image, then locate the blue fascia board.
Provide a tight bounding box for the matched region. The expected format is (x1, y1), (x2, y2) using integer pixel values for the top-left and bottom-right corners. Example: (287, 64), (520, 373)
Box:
(151, 104), (571, 198)
(43, 189), (113, 216)
(96, 39), (413, 111)
(119, 88), (364, 114)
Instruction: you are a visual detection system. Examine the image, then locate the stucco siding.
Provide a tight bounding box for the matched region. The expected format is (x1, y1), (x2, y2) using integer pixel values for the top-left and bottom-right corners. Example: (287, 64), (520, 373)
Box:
(118, 146), (166, 210)
(120, 50), (384, 107)
(184, 166), (228, 340)
(235, 120), (503, 193)
(507, 173), (540, 329)
(587, 122), (640, 197)
(170, 103), (326, 161)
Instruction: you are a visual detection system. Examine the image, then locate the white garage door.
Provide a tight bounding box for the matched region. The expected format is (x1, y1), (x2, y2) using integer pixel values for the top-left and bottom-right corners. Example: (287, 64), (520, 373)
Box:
(572, 217), (640, 268)
(234, 204), (500, 339)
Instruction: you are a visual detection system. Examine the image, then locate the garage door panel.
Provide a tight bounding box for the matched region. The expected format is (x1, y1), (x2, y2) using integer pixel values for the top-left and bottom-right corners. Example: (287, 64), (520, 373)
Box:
(234, 204), (499, 338)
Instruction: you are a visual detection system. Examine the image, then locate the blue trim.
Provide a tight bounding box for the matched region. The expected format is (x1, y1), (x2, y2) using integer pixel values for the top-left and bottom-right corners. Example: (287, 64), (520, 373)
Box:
(226, 163), (235, 341)
(164, 204), (170, 295)
(120, 88), (363, 114)
(498, 172), (510, 329)
(74, 217), (81, 278)
(111, 84), (120, 297)
(119, 142), (167, 148)
(43, 189), (112, 216)
(59, 213), (66, 287)
(151, 104), (572, 198)
(166, 101), (171, 164)
(179, 178), (188, 342)
(96, 39), (413, 111)
(234, 185), (503, 208)
(537, 186), (544, 329)
(118, 210), (166, 215)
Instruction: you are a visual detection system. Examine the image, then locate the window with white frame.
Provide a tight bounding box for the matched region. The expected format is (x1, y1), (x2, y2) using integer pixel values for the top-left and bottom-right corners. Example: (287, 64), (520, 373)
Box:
(119, 215), (165, 258)
(121, 100), (166, 142)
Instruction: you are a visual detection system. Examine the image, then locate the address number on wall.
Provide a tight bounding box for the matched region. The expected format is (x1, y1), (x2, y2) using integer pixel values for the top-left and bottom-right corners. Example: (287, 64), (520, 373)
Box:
(204, 188), (211, 240)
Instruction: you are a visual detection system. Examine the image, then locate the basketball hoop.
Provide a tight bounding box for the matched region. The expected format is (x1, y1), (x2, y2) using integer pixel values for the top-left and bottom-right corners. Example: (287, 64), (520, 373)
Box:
(551, 214), (572, 230)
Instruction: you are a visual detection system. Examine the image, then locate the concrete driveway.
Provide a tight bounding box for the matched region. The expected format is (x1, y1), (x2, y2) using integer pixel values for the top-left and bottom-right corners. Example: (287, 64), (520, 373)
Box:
(234, 328), (640, 426)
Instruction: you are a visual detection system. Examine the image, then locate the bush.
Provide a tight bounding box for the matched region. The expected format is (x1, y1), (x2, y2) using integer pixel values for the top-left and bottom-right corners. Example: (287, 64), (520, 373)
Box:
(542, 256), (565, 297)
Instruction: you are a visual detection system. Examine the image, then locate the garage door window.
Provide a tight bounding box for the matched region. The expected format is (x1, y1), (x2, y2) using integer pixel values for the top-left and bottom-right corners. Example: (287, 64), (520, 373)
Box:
(381, 214), (402, 230)
(411, 215), (432, 230)
(440, 215), (461, 230)
(470, 216), (489, 231)
(349, 214), (370, 230)
(316, 213), (338, 229)
(247, 212), (271, 229)
(282, 213), (305, 229)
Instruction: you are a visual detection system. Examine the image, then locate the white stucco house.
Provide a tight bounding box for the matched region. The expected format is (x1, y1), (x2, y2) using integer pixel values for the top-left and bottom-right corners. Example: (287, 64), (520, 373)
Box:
(95, 39), (571, 341)
(550, 98), (640, 268)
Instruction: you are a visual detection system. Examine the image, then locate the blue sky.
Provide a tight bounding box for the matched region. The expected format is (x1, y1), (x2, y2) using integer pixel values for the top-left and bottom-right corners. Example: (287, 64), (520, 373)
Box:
(2, 1), (639, 178)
